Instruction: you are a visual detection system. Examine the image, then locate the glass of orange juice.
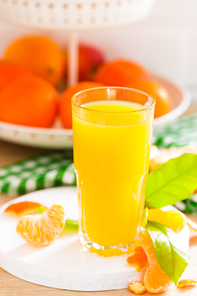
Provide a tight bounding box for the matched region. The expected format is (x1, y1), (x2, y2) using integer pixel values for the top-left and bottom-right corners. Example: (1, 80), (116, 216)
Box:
(72, 87), (155, 254)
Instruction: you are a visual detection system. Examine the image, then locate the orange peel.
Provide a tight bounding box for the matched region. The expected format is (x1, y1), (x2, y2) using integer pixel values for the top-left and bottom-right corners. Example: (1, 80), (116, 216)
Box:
(128, 282), (147, 295)
(177, 279), (197, 288)
(127, 229), (171, 293)
(147, 208), (187, 233)
(4, 201), (47, 217)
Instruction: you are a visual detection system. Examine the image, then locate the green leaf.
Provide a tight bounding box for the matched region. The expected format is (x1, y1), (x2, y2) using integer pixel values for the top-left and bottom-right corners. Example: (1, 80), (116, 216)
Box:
(146, 221), (189, 285)
(142, 207), (148, 228)
(145, 153), (197, 208)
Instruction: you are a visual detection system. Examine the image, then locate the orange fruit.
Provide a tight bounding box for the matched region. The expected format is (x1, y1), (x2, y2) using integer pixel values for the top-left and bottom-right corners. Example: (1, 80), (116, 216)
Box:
(127, 229), (171, 293)
(3, 36), (65, 86)
(4, 201), (47, 217)
(0, 61), (33, 93)
(0, 75), (58, 128)
(128, 281), (147, 295)
(128, 78), (173, 118)
(16, 204), (65, 246)
(94, 59), (151, 86)
(59, 81), (104, 129)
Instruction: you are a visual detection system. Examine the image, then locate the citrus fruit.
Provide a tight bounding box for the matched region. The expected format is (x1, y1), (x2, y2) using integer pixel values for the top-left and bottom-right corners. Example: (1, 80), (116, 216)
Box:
(128, 78), (173, 118)
(94, 59), (151, 86)
(59, 81), (104, 129)
(128, 281), (147, 295)
(0, 75), (58, 128)
(147, 208), (187, 233)
(3, 36), (65, 86)
(127, 229), (171, 293)
(4, 201), (47, 217)
(178, 279), (197, 288)
(0, 61), (33, 93)
(16, 204), (65, 247)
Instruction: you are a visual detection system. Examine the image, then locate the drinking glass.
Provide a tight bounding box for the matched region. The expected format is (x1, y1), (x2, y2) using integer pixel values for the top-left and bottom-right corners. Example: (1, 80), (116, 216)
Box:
(72, 87), (155, 253)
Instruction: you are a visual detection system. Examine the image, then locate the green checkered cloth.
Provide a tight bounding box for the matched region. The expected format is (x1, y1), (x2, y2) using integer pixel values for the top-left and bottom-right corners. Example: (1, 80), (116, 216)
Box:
(0, 151), (76, 196)
(1, 112), (197, 213)
(153, 112), (197, 148)
(153, 112), (197, 214)
(175, 195), (197, 214)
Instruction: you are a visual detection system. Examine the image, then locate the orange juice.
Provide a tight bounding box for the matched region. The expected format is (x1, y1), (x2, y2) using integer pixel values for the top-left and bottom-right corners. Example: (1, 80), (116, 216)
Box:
(72, 88), (155, 250)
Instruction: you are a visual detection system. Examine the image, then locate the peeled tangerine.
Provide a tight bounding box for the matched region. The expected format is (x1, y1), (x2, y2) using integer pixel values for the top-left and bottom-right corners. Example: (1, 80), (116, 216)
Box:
(16, 205), (65, 247)
(127, 229), (171, 294)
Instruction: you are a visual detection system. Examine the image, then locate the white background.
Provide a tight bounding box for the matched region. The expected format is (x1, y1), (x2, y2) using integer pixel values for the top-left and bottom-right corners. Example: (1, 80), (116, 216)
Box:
(0, 0), (196, 91)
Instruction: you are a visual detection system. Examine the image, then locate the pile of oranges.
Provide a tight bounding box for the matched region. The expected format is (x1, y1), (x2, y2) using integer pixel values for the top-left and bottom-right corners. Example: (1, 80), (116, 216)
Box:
(0, 35), (173, 129)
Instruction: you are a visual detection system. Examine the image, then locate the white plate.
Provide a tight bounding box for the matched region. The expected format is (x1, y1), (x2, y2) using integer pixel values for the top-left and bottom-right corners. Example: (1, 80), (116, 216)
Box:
(0, 75), (191, 149)
(0, 187), (189, 291)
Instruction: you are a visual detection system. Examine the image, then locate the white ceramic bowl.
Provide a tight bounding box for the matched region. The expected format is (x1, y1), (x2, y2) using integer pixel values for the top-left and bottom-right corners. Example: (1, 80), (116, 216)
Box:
(0, 75), (191, 149)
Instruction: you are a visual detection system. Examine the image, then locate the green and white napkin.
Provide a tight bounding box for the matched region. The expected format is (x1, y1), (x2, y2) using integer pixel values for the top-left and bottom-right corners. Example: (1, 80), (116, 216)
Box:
(153, 112), (197, 148)
(1, 112), (197, 214)
(153, 112), (197, 214)
(0, 151), (76, 196)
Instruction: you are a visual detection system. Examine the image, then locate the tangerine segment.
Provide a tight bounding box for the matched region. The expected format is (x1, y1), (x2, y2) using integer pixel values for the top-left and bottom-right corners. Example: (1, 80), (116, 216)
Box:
(5, 201), (47, 217)
(177, 279), (197, 288)
(147, 208), (187, 233)
(127, 230), (171, 294)
(128, 282), (147, 295)
(16, 205), (65, 247)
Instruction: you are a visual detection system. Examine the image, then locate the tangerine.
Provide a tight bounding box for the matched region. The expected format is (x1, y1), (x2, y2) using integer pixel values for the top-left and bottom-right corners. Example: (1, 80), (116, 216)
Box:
(16, 204), (65, 246)
(0, 61), (33, 92)
(59, 81), (104, 129)
(127, 229), (171, 293)
(0, 76), (58, 128)
(3, 36), (65, 86)
(94, 59), (151, 86)
(129, 78), (173, 118)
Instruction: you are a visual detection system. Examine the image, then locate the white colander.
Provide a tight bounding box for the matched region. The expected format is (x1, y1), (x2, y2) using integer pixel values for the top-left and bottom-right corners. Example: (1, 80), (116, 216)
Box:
(0, 0), (156, 30)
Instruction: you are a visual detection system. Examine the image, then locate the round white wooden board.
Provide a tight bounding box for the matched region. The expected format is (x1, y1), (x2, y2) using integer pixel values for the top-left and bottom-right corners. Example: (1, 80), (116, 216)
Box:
(0, 187), (190, 291)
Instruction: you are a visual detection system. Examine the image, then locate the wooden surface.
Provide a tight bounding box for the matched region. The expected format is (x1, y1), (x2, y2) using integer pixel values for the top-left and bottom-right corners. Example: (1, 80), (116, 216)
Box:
(1, 111), (197, 295)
